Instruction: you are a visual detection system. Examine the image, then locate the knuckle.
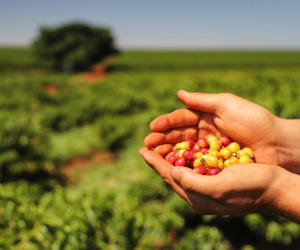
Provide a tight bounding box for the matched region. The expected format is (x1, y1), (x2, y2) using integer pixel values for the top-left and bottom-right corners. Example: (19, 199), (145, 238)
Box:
(210, 187), (230, 205)
(211, 190), (226, 201)
(179, 174), (194, 192)
(219, 92), (235, 100)
(162, 177), (171, 185)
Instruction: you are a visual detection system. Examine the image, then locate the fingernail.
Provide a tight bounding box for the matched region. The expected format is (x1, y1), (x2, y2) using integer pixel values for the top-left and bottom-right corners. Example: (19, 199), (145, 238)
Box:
(170, 167), (180, 181)
(139, 147), (146, 156)
(179, 90), (188, 94)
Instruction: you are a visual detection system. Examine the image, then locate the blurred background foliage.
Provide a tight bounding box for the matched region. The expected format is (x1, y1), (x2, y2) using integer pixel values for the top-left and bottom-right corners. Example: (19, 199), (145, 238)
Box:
(32, 22), (118, 72)
(1, 22), (300, 249)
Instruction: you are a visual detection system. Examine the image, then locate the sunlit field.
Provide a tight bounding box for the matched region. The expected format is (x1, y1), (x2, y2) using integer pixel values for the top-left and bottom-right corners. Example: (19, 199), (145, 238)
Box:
(1, 47), (300, 249)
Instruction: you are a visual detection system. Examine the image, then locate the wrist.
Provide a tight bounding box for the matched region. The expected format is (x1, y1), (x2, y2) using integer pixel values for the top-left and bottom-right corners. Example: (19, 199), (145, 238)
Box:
(276, 118), (300, 174)
(267, 168), (300, 223)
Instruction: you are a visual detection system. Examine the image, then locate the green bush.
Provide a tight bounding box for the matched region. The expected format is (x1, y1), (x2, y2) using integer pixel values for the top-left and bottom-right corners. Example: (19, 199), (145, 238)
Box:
(1, 167), (300, 249)
(0, 110), (64, 187)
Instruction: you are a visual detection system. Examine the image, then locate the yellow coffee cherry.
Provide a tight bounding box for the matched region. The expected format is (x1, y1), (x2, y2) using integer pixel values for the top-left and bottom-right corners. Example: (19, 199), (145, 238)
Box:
(239, 155), (253, 163)
(200, 155), (209, 167)
(174, 143), (181, 150)
(180, 141), (190, 150)
(194, 152), (203, 159)
(207, 135), (218, 143)
(229, 156), (239, 165)
(220, 148), (232, 160)
(218, 158), (224, 170)
(201, 154), (209, 161)
(209, 140), (221, 151)
(224, 159), (231, 168)
(227, 142), (240, 154)
(193, 158), (204, 167)
(236, 149), (247, 159)
(243, 147), (254, 158)
(205, 155), (219, 168)
(174, 141), (190, 150)
(206, 149), (221, 159)
(177, 150), (185, 158)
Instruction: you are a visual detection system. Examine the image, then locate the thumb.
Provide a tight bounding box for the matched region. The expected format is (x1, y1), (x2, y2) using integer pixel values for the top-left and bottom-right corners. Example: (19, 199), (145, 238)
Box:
(177, 90), (227, 115)
(170, 166), (217, 195)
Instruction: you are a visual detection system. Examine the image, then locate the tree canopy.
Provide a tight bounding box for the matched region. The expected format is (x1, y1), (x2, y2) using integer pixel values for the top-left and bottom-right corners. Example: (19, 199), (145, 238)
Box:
(32, 22), (118, 72)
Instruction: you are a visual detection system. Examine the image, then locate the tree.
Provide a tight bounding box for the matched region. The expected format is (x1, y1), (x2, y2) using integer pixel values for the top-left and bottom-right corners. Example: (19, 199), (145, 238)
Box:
(32, 22), (118, 72)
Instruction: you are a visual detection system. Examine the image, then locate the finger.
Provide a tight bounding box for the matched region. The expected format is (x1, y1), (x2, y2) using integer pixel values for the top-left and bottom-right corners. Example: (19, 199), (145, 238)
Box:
(170, 166), (220, 198)
(139, 147), (188, 200)
(154, 144), (173, 157)
(139, 147), (172, 180)
(144, 127), (198, 148)
(197, 112), (224, 138)
(177, 90), (230, 115)
(150, 109), (201, 132)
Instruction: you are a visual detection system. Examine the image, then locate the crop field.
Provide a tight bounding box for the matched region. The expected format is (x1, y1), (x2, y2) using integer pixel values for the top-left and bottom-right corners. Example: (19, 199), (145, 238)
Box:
(1, 47), (300, 249)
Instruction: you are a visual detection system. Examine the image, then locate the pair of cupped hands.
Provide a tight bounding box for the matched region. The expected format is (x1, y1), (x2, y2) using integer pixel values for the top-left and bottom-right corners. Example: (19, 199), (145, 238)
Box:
(139, 90), (300, 223)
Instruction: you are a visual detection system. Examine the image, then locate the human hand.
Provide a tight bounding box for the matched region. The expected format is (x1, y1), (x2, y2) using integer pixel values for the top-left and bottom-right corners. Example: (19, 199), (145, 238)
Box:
(145, 91), (300, 174)
(139, 147), (300, 223)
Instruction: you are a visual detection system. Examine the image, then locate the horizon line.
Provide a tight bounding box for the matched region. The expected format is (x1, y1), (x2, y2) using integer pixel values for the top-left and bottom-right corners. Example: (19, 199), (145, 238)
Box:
(0, 43), (300, 52)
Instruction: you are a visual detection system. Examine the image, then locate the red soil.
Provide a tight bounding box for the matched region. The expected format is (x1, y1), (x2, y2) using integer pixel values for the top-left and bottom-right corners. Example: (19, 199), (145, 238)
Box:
(80, 70), (106, 83)
(62, 151), (115, 184)
(44, 84), (58, 95)
(79, 55), (114, 83)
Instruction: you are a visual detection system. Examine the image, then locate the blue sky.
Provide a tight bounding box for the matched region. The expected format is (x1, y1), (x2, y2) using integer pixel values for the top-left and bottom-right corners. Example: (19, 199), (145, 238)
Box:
(1, 0), (300, 49)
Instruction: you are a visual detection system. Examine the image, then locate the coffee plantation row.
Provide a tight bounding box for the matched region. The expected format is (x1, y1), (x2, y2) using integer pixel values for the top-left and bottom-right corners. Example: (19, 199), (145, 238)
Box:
(1, 47), (300, 248)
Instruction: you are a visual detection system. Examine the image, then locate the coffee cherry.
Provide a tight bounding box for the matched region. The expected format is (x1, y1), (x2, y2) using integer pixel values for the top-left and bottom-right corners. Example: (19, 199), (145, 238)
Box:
(194, 152), (203, 159)
(194, 166), (207, 175)
(209, 140), (221, 151)
(239, 155), (253, 163)
(207, 167), (220, 175)
(186, 159), (195, 168)
(193, 158), (204, 167)
(168, 154), (177, 165)
(229, 156), (239, 165)
(205, 155), (219, 168)
(175, 157), (186, 166)
(200, 148), (208, 155)
(220, 148), (231, 160)
(201, 154), (209, 162)
(227, 142), (240, 154)
(173, 151), (179, 158)
(197, 137), (208, 148)
(206, 149), (221, 159)
(221, 136), (232, 147)
(218, 158), (224, 170)
(243, 147), (254, 158)
(181, 141), (190, 150)
(174, 143), (182, 150)
(182, 150), (194, 161)
(224, 159), (230, 168)
(207, 136), (218, 143)
(192, 143), (201, 152)
(236, 149), (247, 159)
(174, 141), (190, 150)
(177, 150), (185, 158)
(186, 139), (195, 149)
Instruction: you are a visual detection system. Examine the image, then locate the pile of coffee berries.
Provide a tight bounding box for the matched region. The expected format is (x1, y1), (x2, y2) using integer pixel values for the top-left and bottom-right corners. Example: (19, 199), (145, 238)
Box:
(167, 136), (254, 175)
